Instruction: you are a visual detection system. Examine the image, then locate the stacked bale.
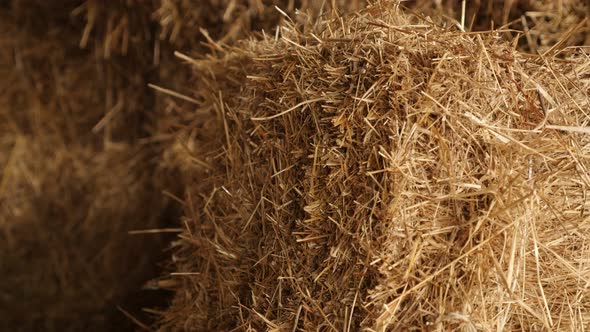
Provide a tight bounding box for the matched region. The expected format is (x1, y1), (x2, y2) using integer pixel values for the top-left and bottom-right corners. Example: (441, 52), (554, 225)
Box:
(0, 1), (169, 330)
(406, 0), (589, 53)
(4, 0), (159, 143)
(0, 140), (162, 331)
(159, 1), (590, 330)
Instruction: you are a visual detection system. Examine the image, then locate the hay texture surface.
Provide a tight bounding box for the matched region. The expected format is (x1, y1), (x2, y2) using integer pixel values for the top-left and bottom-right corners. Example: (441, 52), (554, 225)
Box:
(160, 1), (590, 331)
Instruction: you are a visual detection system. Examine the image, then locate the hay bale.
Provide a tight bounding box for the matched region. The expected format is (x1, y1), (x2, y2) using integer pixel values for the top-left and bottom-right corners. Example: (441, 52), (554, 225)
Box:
(406, 0), (589, 53)
(153, 0), (367, 201)
(2, 0), (160, 145)
(0, 139), (166, 331)
(0, 2), (171, 330)
(159, 1), (590, 330)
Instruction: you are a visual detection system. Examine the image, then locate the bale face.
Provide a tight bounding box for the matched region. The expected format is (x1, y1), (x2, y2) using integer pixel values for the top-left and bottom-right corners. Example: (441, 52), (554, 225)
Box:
(160, 1), (590, 330)
(1, 1), (351, 328)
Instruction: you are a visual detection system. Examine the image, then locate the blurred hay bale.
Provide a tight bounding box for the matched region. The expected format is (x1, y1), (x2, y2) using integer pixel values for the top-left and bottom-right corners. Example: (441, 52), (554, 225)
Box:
(0, 1), (172, 330)
(406, 0), (589, 53)
(159, 1), (590, 330)
(0, 138), (165, 331)
(2, 0), (160, 145)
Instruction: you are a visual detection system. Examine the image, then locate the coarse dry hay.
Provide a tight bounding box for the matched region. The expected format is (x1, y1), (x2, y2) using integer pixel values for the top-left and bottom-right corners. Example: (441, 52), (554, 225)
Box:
(1, 0), (159, 145)
(0, 1), (351, 328)
(153, 0), (367, 204)
(159, 1), (590, 331)
(406, 0), (590, 53)
(153, 0), (367, 150)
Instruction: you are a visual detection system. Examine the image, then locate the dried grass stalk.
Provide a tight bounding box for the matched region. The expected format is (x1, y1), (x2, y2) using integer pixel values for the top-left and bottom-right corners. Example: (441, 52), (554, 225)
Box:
(159, 1), (590, 330)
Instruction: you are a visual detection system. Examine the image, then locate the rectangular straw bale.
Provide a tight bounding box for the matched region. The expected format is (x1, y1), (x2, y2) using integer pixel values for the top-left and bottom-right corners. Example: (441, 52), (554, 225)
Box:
(158, 1), (590, 330)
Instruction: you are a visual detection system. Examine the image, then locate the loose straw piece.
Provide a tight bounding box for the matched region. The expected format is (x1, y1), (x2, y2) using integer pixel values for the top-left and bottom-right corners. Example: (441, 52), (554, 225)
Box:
(148, 83), (199, 104)
(251, 97), (324, 121)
